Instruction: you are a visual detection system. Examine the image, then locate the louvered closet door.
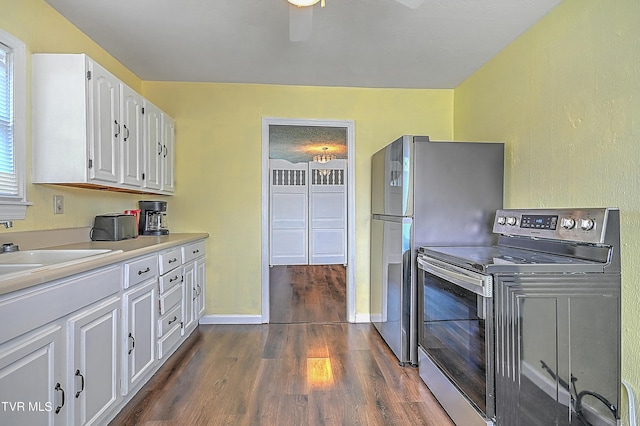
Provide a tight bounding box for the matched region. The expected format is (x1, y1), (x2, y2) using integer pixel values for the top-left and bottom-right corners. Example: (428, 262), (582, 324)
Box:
(270, 159), (309, 265)
(309, 159), (347, 265)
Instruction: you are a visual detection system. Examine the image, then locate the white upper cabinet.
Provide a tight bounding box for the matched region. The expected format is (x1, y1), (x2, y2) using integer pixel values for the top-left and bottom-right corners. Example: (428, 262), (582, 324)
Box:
(143, 100), (162, 191)
(88, 60), (120, 183)
(161, 115), (175, 193)
(32, 53), (175, 195)
(120, 85), (144, 188)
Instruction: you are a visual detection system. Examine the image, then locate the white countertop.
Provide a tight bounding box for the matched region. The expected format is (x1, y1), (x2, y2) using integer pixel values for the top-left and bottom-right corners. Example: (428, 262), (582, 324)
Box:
(0, 233), (209, 296)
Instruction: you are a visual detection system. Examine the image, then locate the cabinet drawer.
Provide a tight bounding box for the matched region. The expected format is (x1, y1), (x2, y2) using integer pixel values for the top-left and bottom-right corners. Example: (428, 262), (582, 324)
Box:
(158, 303), (182, 338)
(157, 323), (182, 359)
(158, 284), (181, 315)
(159, 248), (182, 275)
(182, 240), (206, 263)
(124, 254), (158, 289)
(158, 269), (182, 294)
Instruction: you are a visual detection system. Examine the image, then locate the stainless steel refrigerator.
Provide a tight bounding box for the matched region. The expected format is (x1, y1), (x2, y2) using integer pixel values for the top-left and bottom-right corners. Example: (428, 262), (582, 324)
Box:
(370, 136), (504, 365)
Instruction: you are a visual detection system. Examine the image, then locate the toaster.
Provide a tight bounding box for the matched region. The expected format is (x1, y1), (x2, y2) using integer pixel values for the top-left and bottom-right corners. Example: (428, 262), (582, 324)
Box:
(91, 214), (138, 241)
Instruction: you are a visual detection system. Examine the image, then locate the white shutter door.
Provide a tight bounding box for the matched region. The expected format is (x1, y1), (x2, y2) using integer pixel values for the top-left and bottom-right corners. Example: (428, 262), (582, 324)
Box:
(309, 159), (347, 265)
(270, 159), (309, 265)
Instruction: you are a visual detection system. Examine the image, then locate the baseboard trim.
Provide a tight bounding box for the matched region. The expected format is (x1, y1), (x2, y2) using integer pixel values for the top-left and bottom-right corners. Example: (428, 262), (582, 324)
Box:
(200, 314), (370, 325)
(354, 313), (371, 323)
(199, 314), (263, 324)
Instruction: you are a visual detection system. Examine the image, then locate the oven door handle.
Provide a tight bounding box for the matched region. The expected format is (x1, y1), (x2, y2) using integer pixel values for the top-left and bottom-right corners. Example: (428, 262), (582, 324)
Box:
(418, 256), (492, 298)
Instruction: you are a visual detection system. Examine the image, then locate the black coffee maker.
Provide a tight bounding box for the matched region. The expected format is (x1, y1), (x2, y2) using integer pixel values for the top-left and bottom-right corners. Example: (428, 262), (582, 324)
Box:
(138, 200), (169, 236)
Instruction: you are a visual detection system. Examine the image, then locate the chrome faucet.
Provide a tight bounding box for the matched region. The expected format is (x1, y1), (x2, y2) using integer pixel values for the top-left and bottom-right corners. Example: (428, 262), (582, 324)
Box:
(0, 221), (12, 229)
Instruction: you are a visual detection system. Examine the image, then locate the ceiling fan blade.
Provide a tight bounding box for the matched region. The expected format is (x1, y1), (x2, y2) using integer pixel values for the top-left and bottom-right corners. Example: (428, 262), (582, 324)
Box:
(395, 0), (425, 9)
(289, 4), (314, 42)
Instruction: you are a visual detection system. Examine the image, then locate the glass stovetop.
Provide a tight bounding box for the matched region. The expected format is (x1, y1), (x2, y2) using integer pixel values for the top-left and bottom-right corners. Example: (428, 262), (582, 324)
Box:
(419, 245), (605, 274)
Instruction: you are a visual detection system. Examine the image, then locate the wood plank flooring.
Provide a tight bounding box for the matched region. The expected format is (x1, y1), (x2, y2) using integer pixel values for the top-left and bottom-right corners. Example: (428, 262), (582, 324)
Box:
(111, 265), (454, 425)
(110, 324), (454, 425)
(270, 265), (347, 323)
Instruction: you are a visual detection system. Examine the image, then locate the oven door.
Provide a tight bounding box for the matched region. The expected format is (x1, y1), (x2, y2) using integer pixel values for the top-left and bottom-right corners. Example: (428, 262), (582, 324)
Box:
(417, 255), (495, 425)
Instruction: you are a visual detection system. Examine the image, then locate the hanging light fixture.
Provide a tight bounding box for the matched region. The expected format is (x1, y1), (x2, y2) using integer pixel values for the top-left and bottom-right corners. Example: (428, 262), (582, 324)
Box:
(313, 146), (336, 164)
(313, 147), (336, 177)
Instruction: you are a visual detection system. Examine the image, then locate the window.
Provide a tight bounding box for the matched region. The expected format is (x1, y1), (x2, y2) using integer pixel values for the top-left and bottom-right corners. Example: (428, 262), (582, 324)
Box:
(0, 29), (29, 219)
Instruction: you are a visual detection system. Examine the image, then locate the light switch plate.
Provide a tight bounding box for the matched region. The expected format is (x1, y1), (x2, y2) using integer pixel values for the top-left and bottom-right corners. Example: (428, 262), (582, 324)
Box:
(53, 195), (64, 214)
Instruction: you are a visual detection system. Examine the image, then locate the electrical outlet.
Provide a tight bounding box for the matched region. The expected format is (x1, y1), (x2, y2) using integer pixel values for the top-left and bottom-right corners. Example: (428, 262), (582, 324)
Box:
(53, 195), (64, 214)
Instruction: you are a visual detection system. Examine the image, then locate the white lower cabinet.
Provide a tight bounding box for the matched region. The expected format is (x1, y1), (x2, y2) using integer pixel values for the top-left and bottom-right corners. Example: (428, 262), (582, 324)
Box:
(157, 247), (184, 359)
(182, 240), (207, 335)
(0, 265), (121, 426)
(0, 238), (207, 425)
(0, 325), (65, 425)
(67, 296), (120, 426)
(122, 279), (156, 396)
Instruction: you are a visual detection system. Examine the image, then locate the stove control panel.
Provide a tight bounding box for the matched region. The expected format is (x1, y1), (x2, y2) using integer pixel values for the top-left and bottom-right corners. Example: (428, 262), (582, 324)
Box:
(493, 208), (614, 244)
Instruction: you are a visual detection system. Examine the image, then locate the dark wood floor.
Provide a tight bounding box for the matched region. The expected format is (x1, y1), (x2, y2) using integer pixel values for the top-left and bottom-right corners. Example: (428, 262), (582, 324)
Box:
(111, 265), (454, 425)
(270, 265), (347, 323)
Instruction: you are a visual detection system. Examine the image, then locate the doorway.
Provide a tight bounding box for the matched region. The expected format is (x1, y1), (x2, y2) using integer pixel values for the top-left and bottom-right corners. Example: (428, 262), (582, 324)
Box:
(261, 118), (355, 323)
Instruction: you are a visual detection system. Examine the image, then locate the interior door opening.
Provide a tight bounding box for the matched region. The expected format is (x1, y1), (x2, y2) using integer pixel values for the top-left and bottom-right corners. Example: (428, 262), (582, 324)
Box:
(262, 118), (356, 324)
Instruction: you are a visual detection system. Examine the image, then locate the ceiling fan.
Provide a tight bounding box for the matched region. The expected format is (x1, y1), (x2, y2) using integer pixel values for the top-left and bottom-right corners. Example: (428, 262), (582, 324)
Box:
(287, 0), (425, 42)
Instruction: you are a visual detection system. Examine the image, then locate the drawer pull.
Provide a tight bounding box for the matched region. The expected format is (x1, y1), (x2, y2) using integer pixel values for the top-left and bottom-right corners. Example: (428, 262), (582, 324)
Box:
(55, 383), (65, 414)
(168, 258), (178, 264)
(169, 275), (180, 283)
(75, 370), (85, 398)
(168, 315), (178, 325)
(192, 249), (199, 254)
(138, 267), (151, 275)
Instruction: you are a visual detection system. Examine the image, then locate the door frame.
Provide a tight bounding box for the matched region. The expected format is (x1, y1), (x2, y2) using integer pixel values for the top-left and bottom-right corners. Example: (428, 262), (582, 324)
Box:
(261, 117), (356, 323)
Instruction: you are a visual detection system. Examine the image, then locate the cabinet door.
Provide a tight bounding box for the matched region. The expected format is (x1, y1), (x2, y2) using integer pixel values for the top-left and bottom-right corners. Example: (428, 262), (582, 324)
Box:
(88, 59), (120, 183)
(122, 280), (157, 396)
(161, 115), (175, 193)
(143, 101), (162, 191)
(68, 297), (120, 426)
(182, 261), (196, 332)
(195, 257), (206, 319)
(0, 325), (66, 426)
(120, 85), (144, 188)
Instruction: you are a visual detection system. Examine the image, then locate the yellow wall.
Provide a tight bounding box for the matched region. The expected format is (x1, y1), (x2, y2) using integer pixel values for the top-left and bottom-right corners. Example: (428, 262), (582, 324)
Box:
(141, 81), (453, 314)
(454, 0), (640, 415)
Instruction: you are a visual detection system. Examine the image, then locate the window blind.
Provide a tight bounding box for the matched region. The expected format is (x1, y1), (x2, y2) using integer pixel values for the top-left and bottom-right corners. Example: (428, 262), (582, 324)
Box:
(0, 42), (17, 197)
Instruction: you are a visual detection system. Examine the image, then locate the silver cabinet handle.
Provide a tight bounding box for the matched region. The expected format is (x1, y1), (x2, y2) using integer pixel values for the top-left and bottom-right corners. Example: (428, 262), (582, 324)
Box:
(123, 124), (130, 141)
(168, 315), (178, 325)
(138, 267), (151, 275)
(114, 120), (120, 138)
(168, 258), (178, 264)
(169, 274), (180, 283)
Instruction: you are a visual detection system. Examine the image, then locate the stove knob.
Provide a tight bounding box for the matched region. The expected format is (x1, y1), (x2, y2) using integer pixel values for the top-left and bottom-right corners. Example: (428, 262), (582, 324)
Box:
(497, 216), (506, 225)
(579, 218), (595, 231)
(560, 217), (576, 229)
(506, 216), (518, 226)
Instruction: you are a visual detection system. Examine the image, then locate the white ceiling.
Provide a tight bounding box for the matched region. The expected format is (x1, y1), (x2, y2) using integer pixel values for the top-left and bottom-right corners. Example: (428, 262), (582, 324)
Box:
(44, 0), (563, 89)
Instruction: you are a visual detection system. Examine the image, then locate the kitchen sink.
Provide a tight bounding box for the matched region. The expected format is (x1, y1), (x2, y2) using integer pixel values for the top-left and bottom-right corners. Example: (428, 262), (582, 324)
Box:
(0, 249), (122, 278)
(0, 264), (44, 274)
